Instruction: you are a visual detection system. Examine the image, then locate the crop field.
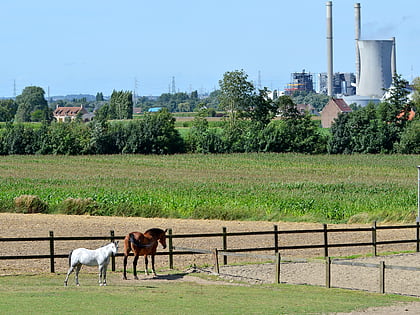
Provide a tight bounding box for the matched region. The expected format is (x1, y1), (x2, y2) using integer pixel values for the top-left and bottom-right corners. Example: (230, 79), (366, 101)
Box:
(0, 153), (418, 223)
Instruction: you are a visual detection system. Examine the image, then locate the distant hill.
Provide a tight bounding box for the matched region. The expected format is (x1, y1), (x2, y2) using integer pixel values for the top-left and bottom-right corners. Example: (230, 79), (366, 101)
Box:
(50, 94), (97, 102)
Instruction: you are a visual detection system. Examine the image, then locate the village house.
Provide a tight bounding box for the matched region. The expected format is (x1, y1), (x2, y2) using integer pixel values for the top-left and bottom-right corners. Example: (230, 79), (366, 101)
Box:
(320, 98), (352, 128)
(53, 105), (93, 122)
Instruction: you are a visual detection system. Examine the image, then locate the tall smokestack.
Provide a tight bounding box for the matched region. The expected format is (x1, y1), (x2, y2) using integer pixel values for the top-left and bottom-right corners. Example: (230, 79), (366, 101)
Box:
(391, 37), (396, 78)
(355, 3), (361, 90)
(326, 1), (333, 97)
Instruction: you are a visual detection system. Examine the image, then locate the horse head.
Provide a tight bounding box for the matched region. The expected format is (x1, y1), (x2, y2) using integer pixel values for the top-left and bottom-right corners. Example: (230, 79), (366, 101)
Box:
(158, 229), (168, 249)
(112, 241), (119, 256)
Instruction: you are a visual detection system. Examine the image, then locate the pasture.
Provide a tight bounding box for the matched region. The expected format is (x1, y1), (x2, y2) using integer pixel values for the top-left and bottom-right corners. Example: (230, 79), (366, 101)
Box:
(0, 153), (418, 223)
(0, 273), (417, 314)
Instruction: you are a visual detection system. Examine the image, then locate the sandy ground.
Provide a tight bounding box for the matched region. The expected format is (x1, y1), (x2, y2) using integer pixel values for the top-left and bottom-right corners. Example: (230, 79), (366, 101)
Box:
(1, 213), (420, 314)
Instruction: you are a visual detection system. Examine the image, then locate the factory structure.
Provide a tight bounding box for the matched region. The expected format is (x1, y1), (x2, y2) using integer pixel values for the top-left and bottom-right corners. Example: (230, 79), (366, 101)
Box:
(285, 2), (397, 108)
(343, 3), (396, 106)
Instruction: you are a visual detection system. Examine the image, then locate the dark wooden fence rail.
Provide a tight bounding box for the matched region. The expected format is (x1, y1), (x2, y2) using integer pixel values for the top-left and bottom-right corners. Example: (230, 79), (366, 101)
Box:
(0, 222), (419, 273)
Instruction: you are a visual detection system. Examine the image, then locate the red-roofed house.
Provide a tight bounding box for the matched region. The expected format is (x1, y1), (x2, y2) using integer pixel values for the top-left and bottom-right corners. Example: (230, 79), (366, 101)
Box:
(53, 105), (90, 122)
(321, 98), (352, 128)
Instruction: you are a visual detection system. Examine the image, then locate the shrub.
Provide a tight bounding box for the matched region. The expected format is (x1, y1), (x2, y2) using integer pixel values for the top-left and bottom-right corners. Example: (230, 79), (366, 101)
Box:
(58, 197), (97, 215)
(14, 195), (48, 214)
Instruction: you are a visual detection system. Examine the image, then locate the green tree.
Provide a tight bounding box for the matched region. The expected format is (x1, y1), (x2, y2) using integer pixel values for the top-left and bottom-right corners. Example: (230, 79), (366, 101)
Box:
(396, 119), (420, 154)
(96, 92), (104, 102)
(245, 88), (278, 127)
(0, 99), (18, 122)
(15, 86), (50, 122)
(291, 91), (329, 112)
(379, 74), (412, 126)
(218, 69), (255, 129)
(412, 76), (420, 111)
(109, 90), (133, 120)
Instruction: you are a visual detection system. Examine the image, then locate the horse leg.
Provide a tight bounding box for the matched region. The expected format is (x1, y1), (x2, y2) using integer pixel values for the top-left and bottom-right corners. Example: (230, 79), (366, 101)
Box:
(102, 265), (108, 286)
(133, 255), (139, 280)
(144, 255), (149, 275)
(98, 264), (107, 286)
(151, 255), (157, 276)
(75, 264), (82, 286)
(64, 266), (74, 286)
(122, 254), (128, 280)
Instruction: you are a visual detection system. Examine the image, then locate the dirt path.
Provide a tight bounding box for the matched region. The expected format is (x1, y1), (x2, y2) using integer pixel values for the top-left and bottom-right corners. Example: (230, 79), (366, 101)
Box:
(1, 213), (420, 314)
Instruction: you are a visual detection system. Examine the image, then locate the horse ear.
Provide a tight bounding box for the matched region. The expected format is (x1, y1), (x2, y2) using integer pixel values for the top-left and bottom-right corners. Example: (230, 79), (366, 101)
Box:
(164, 229), (168, 233)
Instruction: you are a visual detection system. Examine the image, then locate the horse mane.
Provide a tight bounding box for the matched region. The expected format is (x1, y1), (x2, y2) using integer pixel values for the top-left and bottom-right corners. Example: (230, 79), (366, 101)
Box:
(145, 228), (166, 235)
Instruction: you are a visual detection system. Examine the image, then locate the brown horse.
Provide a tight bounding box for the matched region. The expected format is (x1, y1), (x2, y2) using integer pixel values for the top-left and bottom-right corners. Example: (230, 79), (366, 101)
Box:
(122, 228), (167, 280)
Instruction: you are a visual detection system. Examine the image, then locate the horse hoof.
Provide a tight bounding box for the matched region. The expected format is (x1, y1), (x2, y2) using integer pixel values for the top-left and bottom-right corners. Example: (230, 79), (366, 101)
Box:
(134, 276), (139, 280)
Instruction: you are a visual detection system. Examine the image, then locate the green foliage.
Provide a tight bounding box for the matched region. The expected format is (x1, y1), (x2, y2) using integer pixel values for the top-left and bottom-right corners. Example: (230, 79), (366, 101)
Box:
(0, 99), (18, 122)
(185, 109), (223, 153)
(109, 90), (133, 120)
(15, 86), (51, 122)
(291, 90), (329, 112)
(13, 195), (48, 213)
(329, 74), (417, 154)
(0, 123), (37, 154)
(396, 119), (420, 153)
(122, 109), (184, 154)
(218, 69), (255, 128)
(57, 197), (98, 215)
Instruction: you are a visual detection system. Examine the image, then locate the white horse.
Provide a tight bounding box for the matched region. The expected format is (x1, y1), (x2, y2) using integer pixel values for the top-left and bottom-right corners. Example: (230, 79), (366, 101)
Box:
(64, 241), (119, 286)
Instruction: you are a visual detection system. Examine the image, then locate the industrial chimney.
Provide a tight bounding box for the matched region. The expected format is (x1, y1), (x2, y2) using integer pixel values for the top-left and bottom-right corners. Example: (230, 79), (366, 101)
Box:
(326, 1), (333, 97)
(355, 3), (361, 89)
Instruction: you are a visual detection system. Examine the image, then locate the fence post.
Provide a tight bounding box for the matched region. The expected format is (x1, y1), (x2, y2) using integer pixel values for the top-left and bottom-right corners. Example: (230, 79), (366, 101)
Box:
(372, 221), (377, 257)
(168, 228), (173, 269)
(323, 224), (328, 258)
(325, 257), (331, 288)
(416, 221), (419, 253)
(110, 230), (116, 271)
(49, 231), (55, 273)
(275, 252), (281, 284)
(379, 261), (385, 294)
(274, 225), (279, 254)
(222, 227), (227, 265)
(213, 248), (220, 275)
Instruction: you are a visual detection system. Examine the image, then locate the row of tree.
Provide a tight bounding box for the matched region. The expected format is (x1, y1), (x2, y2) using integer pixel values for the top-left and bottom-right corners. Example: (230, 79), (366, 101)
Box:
(0, 70), (418, 155)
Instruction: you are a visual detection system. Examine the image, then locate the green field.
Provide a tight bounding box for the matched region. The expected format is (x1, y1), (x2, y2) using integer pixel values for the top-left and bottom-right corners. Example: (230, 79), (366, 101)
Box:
(0, 153), (418, 223)
(0, 273), (417, 314)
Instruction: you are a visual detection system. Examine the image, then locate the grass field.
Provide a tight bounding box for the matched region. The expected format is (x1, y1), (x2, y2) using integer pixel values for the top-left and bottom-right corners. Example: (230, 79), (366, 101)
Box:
(0, 153), (418, 223)
(0, 273), (417, 314)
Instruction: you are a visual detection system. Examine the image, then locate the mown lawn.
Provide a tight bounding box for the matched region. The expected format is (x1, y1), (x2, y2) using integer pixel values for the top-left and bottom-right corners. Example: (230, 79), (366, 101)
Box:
(0, 273), (417, 314)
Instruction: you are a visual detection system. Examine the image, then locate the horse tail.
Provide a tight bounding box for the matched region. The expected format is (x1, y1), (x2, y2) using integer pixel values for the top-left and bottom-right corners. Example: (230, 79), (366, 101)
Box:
(68, 250), (73, 267)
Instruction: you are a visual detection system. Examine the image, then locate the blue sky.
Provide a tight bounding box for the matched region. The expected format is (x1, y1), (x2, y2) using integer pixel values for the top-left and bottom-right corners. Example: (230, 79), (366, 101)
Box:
(1, 0), (419, 97)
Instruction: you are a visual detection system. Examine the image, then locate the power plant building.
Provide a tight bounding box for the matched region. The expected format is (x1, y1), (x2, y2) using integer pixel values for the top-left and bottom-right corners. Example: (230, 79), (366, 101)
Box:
(285, 70), (314, 95)
(325, 2), (397, 107)
(356, 38), (396, 98)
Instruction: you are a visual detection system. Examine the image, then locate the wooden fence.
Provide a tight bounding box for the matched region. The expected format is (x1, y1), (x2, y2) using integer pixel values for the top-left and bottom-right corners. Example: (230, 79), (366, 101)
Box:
(1, 222), (419, 274)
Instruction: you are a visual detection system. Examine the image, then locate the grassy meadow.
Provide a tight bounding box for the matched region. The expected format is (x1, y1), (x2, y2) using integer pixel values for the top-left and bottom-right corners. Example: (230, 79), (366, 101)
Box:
(0, 273), (417, 314)
(0, 153), (419, 223)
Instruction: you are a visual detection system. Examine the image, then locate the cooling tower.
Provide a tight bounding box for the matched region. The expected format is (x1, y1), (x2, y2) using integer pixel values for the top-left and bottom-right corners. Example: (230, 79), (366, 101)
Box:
(357, 39), (395, 98)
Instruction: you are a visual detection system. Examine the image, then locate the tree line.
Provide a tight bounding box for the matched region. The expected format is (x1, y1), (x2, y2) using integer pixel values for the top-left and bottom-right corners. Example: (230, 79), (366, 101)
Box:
(0, 70), (418, 155)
